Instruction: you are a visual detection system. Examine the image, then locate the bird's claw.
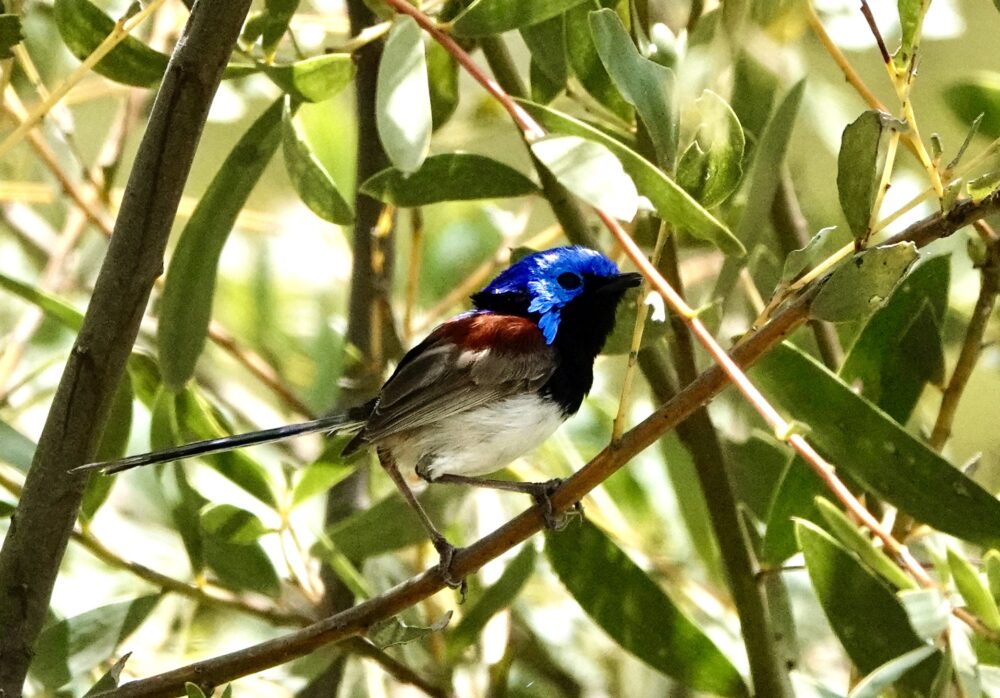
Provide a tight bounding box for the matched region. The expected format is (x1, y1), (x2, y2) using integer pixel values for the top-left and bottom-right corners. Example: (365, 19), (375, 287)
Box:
(531, 478), (582, 531)
(432, 535), (467, 601)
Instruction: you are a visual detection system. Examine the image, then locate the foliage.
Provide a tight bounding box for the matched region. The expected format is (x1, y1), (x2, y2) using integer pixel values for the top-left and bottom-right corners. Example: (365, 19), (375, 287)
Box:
(2, 0), (1000, 696)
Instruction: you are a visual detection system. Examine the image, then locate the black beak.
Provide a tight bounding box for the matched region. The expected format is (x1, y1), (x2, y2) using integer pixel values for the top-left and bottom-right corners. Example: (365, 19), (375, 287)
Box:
(596, 272), (643, 293)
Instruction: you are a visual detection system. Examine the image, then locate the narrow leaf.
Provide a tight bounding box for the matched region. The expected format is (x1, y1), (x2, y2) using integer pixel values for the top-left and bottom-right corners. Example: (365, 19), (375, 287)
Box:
(547, 520), (747, 696)
(452, 0), (589, 37)
(0, 271), (84, 330)
(781, 227), (844, 283)
(894, 0), (928, 69)
(426, 41), (459, 130)
(948, 547), (1000, 632)
(797, 521), (940, 690)
(82, 652), (131, 695)
(81, 375), (134, 521)
(201, 503), (271, 544)
(810, 243), (919, 322)
(761, 454), (825, 565)
(158, 99), (283, 390)
(291, 459), (353, 508)
(31, 596), (159, 690)
(849, 646), (938, 698)
(589, 9), (677, 166)
(282, 98), (354, 224)
(377, 16), (431, 173)
(264, 54), (355, 103)
(520, 100), (744, 254)
(837, 110), (891, 242)
(361, 153), (538, 206)
(531, 135), (639, 221)
(563, 2), (632, 121)
(752, 343), (1000, 550)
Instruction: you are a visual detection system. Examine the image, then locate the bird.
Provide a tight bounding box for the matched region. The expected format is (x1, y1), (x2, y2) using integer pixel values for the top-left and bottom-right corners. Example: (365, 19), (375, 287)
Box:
(74, 246), (642, 585)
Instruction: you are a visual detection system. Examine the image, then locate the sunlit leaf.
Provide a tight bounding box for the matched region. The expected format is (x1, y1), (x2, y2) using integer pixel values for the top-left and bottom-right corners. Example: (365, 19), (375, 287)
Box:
(675, 91), (745, 206)
(361, 153), (539, 206)
(291, 459), (354, 509)
(810, 243), (919, 322)
(898, 588), (951, 640)
(969, 169), (1000, 202)
(948, 547), (1000, 632)
(564, 2), (632, 121)
(369, 612), (452, 649)
(547, 520), (747, 696)
(282, 98), (354, 224)
(447, 544), (537, 658)
(837, 110), (893, 242)
(158, 99), (283, 390)
(265, 54), (355, 103)
(531, 135), (639, 221)
(752, 343), (1000, 549)
(452, 0), (589, 37)
(797, 521), (940, 691)
(589, 9), (677, 166)
(31, 596), (159, 689)
(200, 503), (271, 544)
(377, 16), (431, 173)
(521, 101), (744, 253)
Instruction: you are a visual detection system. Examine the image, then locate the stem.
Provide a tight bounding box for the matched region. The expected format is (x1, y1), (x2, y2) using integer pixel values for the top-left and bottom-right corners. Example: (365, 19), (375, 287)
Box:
(0, 0), (253, 689)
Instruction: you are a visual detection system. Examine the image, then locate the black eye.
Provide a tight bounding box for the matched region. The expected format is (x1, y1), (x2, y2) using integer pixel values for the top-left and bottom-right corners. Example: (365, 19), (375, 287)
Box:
(557, 272), (582, 290)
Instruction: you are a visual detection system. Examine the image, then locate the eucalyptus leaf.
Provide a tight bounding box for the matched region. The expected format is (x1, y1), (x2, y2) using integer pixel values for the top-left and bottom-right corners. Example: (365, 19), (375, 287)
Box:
(752, 343), (1000, 550)
(520, 100), (744, 254)
(377, 16), (432, 173)
(265, 53), (355, 103)
(589, 9), (677, 166)
(676, 90), (745, 206)
(564, 2), (632, 121)
(361, 153), (539, 206)
(797, 521), (940, 690)
(282, 98), (354, 224)
(547, 520), (747, 696)
(452, 0), (589, 36)
(810, 243), (919, 323)
(531, 135), (639, 221)
(837, 110), (893, 242)
(158, 99), (283, 391)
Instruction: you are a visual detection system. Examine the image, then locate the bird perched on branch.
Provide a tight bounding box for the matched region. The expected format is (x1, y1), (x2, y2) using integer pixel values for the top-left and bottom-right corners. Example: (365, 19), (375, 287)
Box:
(76, 246), (642, 586)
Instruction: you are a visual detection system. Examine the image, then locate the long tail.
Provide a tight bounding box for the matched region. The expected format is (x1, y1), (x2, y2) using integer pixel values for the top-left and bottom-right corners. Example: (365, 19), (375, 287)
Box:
(72, 414), (362, 475)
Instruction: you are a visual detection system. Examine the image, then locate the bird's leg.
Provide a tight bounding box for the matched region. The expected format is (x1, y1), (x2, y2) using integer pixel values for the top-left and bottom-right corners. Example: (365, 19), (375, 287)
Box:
(420, 469), (582, 531)
(377, 448), (465, 593)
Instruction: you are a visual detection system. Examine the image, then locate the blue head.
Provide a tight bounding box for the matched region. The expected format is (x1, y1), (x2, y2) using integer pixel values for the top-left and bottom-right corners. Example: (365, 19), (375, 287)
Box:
(471, 246), (641, 345)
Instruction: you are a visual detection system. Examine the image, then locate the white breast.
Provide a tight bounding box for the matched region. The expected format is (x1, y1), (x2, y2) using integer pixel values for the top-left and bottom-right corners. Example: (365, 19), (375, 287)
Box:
(384, 393), (566, 480)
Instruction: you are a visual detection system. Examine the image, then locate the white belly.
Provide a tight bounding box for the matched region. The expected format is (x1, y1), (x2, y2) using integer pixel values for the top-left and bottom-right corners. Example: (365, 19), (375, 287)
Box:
(384, 393), (566, 480)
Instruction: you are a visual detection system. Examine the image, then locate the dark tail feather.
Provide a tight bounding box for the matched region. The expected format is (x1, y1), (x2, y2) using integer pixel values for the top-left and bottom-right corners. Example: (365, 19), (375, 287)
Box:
(72, 414), (361, 475)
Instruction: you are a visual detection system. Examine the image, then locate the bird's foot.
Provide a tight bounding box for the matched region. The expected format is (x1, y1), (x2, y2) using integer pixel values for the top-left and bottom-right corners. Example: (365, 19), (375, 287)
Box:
(530, 478), (582, 531)
(431, 534), (467, 601)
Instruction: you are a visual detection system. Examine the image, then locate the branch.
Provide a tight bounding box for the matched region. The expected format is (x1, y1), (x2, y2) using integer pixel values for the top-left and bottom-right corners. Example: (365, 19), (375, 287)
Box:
(0, 0), (253, 690)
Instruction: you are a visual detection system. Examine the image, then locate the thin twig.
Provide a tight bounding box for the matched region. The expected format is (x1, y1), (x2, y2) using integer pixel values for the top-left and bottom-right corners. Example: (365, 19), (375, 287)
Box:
(858, 0), (891, 65)
(807, 3), (884, 111)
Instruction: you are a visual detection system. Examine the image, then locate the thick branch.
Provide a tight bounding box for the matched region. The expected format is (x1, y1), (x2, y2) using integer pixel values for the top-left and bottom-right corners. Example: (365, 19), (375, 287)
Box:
(0, 0), (252, 691)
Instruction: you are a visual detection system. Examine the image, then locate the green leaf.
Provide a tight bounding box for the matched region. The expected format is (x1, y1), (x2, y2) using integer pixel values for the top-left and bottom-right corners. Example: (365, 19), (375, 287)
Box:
(589, 9), (677, 166)
(751, 343), (1000, 550)
(377, 16), (431, 173)
(82, 652), (131, 695)
(291, 459), (354, 508)
(0, 500), (16, 518)
(837, 110), (892, 242)
(426, 41), (459, 130)
(530, 58), (564, 104)
(761, 454), (824, 565)
(948, 547), (1000, 632)
(361, 153), (539, 206)
(849, 646), (938, 698)
(841, 254), (949, 423)
(172, 388), (277, 508)
(447, 544), (537, 658)
(814, 497), (917, 591)
(796, 521), (940, 690)
(205, 534), (280, 597)
(564, 2), (632, 121)
(547, 520), (747, 696)
(54, 0), (167, 87)
(31, 596), (159, 690)
(185, 682), (208, 698)
(969, 169), (1000, 202)
(0, 271), (84, 330)
(781, 226), (844, 283)
(945, 73), (1000, 139)
(81, 375), (134, 521)
(675, 91), (745, 206)
(264, 54), (355, 103)
(810, 243), (919, 322)
(0, 13), (23, 59)
(452, 0), (589, 37)
(521, 15), (567, 87)
(282, 98), (354, 224)
(158, 99), (283, 391)
(0, 417), (36, 472)
(200, 503), (271, 544)
(247, 0), (301, 58)
(368, 612), (452, 650)
(894, 0), (928, 69)
(520, 100), (744, 254)
(986, 550), (1000, 603)
(531, 135), (639, 220)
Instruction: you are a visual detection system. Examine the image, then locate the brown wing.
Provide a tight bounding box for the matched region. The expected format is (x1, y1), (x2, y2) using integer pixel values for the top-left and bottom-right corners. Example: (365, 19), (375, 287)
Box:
(357, 313), (556, 445)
